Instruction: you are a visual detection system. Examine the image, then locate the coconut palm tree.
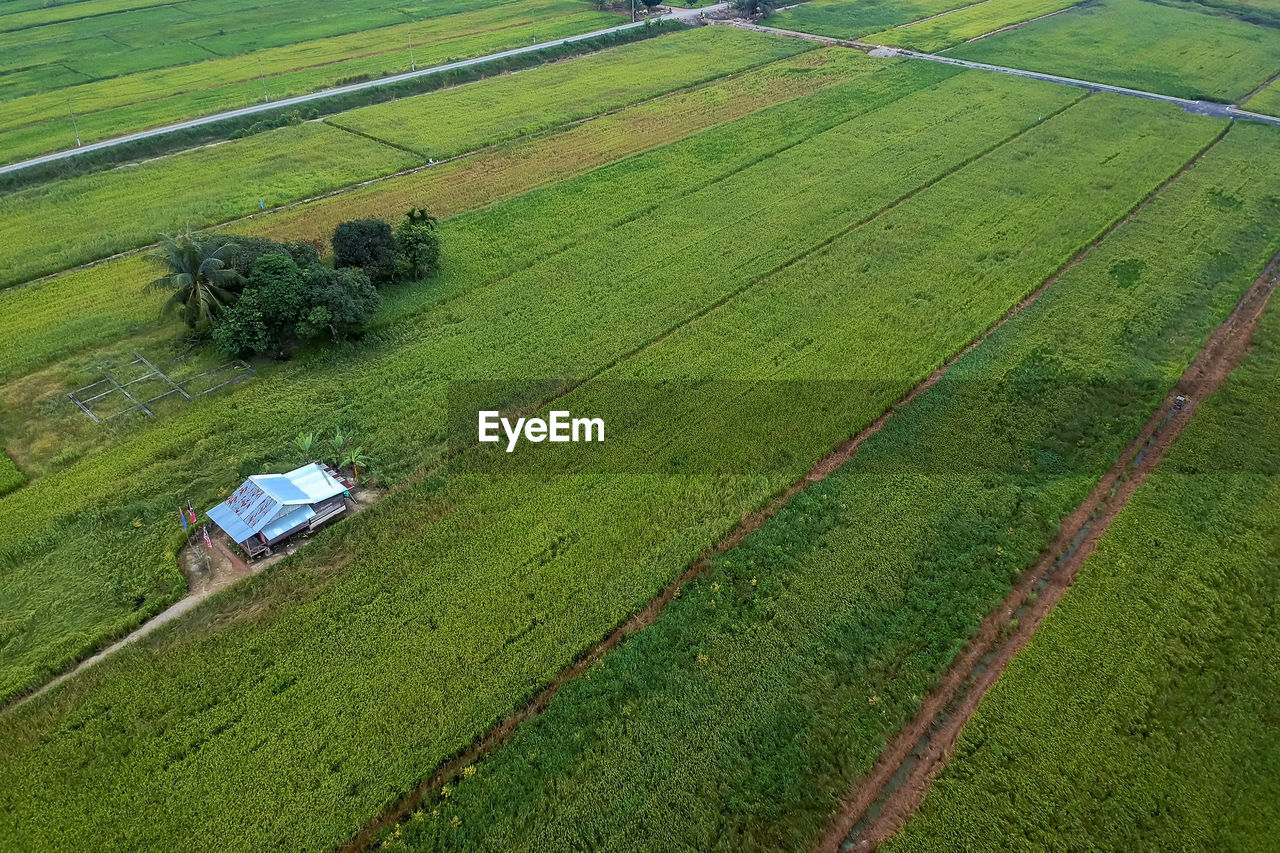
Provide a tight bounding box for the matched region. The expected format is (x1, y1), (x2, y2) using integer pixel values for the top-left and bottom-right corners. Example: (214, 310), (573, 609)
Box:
(145, 230), (241, 328)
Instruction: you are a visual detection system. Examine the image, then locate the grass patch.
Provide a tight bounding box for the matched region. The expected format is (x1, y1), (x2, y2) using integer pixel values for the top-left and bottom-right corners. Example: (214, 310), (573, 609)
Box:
(0, 0), (623, 164)
(0, 46), (857, 383)
(947, 0), (1280, 101)
(0, 27), (806, 288)
(376, 120), (1280, 852)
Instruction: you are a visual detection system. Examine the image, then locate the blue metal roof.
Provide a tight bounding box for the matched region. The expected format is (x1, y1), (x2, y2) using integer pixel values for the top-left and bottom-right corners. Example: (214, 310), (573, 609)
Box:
(206, 463), (346, 544)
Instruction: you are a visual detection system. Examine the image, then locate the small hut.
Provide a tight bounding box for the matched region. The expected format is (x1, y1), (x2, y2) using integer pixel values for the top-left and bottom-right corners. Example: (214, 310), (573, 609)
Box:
(207, 462), (350, 558)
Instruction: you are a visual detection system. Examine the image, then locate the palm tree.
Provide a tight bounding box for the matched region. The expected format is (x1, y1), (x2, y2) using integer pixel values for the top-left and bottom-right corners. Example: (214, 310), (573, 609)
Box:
(341, 446), (372, 483)
(145, 230), (241, 328)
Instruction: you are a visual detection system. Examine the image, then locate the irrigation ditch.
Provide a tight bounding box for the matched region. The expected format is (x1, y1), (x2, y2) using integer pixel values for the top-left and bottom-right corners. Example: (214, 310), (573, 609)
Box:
(821, 249), (1280, 852)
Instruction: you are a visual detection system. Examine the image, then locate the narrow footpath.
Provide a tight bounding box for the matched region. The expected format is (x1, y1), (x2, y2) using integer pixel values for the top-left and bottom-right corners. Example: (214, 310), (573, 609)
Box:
(821, 252), (1280, 852)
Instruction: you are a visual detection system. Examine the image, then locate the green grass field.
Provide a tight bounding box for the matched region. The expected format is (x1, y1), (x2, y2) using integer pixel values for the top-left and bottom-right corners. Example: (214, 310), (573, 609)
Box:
(948, 0), (1280, 101)
(0, 27), (809, 288)
(375, 116), (1280, 853)
(887, 226), (1280, 853)
(1246, 76), (1280, 114)
(769, 0), (978, 40)
(863, 0), (1084, 52)
(0, 43), (852, 385)
(0, 82), (1226, 849)
(0, 0), (623, 165)
(0, 0), (582, 100)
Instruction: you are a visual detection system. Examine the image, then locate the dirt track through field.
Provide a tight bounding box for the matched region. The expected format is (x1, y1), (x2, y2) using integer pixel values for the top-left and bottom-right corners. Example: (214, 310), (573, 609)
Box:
(819, 250), (1280, 853)
(334, 100), (1227, 853)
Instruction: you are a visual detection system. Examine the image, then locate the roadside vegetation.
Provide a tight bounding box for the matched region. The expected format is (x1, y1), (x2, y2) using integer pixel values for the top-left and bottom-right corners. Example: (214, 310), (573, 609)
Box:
(948, 0), (1280, 101)
(888, 255), (1280, 853)
(0, 45), (860, 385)
(0, 26), (807, 288)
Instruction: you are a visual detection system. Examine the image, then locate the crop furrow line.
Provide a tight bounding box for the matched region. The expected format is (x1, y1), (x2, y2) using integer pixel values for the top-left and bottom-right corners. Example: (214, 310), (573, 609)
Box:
(819, 126), (1262, 853)
(829, 245), (1280, 853)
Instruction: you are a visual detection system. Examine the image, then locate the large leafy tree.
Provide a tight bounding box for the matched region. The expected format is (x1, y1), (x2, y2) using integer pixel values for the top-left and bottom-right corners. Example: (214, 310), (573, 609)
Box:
(145, 230), (242, 328)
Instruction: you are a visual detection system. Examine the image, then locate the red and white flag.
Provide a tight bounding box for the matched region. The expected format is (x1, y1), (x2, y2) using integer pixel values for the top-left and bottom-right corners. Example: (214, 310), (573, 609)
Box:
(202, 525), (213, 550)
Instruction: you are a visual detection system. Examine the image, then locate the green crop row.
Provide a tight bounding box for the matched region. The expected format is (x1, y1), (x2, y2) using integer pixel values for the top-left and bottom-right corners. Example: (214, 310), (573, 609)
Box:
(0, 27), (808, 288)
(0, 45), (856, 383)
(865, 0), (1086, 53)
(769, 0), (977, 41)
(376, 119), (1280, 853)
(1247, 76), (1280, 114)
(0, 0), (566, 98)
(888, 203), (1280, 853)
(0, 88), (1216, 851)
(0, 123), (420, 288)
(0, 0), (621, 164)
(948, 0), (1280, 101)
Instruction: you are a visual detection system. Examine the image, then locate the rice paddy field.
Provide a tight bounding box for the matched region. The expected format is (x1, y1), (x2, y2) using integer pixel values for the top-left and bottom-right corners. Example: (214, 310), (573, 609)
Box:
(0, 0), (624, 164)
(2, 2), (1280, 851)
(946, 0), (1280, 102)
(887, 249), (1280, 853)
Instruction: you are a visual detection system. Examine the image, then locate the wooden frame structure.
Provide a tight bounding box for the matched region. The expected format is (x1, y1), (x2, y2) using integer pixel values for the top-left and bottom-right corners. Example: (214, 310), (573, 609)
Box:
(68, 352), (253, 423)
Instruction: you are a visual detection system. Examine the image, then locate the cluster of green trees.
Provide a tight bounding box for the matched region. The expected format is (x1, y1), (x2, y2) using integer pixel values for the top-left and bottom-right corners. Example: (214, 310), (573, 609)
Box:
(145, 209), (440, 357)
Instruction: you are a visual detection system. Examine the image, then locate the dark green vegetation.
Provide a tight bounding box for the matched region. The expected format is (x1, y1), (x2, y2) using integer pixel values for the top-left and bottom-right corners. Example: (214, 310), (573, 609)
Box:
(770, 0), (976, 40)
(374, 121), (1280, 852)
(952, 0), (1280, 102)
(888, 242), (1280, 853)
(0, 64), (1222, 848)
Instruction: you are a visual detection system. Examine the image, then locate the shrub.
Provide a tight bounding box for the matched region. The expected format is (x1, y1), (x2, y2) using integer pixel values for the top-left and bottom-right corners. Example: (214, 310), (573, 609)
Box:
(332, 219), (397, 284)
(393, 209), (441, 281)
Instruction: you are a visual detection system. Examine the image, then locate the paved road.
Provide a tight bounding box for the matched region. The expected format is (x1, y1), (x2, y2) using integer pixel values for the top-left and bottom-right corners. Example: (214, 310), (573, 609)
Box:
(0, 5), (727, 177)
(874, 45), (1280, 127)
(723, 20), (1280, 128)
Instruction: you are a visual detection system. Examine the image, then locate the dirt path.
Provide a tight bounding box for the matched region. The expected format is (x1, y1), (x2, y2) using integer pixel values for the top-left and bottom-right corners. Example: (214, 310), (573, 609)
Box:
(6, 535), (263, 711)
(819, 253), (1280, 853)
(333, 110), (1224, 853)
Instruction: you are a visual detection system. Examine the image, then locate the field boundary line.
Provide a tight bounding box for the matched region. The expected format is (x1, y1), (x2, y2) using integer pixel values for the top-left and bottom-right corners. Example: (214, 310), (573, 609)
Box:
(336, 96), (1093, 852)
(3, 41), (826, 295)
(829, 246), (1280, 853)
(0, 10), (618, 137)
(955, 0), (1093, 45)
(1240, 68), (1280, 106)
(818, 128), (1274, 853)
